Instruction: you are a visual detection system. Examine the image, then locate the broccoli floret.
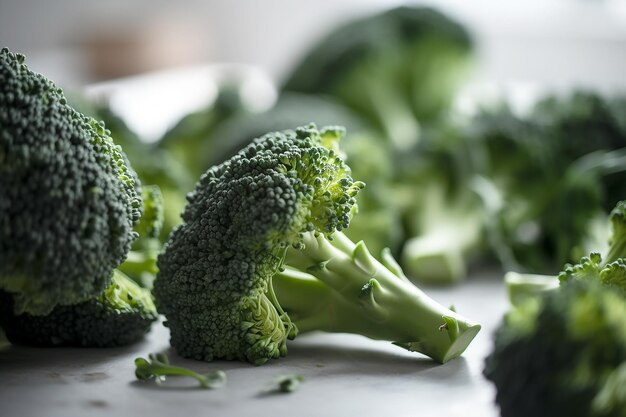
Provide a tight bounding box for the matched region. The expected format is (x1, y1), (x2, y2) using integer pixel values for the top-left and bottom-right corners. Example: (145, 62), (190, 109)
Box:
(135, 353), (226, 389)
(505, 200), (626, 304)
(118, 185), (164, 287)
(154, 124), (480, 365)
(0, 270), (157, 347)
(484, 280), (626, 417)
(283, 6), (473, 149)
(0, 48), (141, 315)
(272, 374), (304, 393)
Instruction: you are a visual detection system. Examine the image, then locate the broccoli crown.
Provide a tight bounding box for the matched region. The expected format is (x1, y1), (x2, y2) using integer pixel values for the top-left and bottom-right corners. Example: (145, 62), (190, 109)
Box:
(484, 280), (626, 417)
(154, 124), (363, 364)
(0, 270), (157, 347)
(0, 48), (141, 315)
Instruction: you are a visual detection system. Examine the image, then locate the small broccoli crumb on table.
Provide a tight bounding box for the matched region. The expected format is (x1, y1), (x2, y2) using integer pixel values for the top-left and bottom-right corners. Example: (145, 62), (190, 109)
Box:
(0, 269), (506, 417)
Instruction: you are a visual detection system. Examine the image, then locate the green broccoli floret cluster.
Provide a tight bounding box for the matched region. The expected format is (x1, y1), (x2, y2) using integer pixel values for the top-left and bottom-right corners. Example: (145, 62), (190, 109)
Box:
(154, 124), (480, 365)
(0, 47), (141, 316)
(0, 48), (158, 347)
(485, 200), (626, 416)
(118, 185), (165, 287)
(471, 93), (626, 275)
(485, 280), (626, 417)
(505, 200), (626, 305)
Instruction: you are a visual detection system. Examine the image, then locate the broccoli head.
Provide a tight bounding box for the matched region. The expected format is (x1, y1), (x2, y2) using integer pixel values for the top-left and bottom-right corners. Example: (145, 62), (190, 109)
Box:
(484, 280), (626, 417)
(154, 124), (480, 365)
(0, 48), (142, 315)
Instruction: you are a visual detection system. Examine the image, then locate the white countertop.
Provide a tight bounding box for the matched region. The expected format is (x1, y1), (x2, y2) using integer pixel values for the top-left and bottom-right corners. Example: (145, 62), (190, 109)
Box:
(0, 268), (508, 417)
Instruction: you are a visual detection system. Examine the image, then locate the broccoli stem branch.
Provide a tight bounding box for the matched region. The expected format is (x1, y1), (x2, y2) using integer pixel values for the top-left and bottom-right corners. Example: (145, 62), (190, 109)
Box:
(401, 230), (468, 284)
(275, 231), (480, 363)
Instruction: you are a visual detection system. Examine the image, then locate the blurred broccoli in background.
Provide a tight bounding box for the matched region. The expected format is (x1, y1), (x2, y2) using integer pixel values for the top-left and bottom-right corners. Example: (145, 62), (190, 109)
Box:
(395, 126), (488, 283)
(485, 280), (626, 417)
(485, 200), (626, 416)
(283, 6), (473, 150)
(466, 92), (626, 275)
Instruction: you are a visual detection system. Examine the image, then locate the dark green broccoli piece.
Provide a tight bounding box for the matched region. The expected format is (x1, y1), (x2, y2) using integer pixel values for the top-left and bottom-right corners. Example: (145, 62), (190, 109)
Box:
(154, 124), (480, 365)
(0, 48), (141, 315)
(72, 97), (195, 240)
(471, 93), (626, 274)
(0, 270), (157, 347)
(484, 280), (626, 417)
(272, 374), (304, 393)
(135, 353), (226, 389)
(283, 6), (473, 149)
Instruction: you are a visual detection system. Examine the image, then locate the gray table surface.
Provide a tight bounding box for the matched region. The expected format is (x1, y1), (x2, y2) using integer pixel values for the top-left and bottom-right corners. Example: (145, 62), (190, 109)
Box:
(0, 268), (508, 417)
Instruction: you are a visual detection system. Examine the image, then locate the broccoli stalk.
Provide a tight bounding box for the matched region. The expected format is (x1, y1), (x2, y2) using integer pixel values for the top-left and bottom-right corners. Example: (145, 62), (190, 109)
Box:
(274, 232), (480, 363)
(400, 181), (485, 284)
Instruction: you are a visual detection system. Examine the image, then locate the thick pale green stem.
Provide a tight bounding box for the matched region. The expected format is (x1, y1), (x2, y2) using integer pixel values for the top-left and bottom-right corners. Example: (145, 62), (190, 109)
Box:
(505, 272), (559, 307)
(277, 231), (481, 363)
(401, 230), (468, 284)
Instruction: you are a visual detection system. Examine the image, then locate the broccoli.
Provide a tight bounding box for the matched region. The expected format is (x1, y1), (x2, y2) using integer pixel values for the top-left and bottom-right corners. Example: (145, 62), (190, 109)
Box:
(71, 97), (196, 240)
(272, 374), (304, 393)
(485, 201), (626, 416)
(283, 6), (473, 149)
(0, 188), (163, 347)
(0, 270), (156, 347)
(394, 130), (488, 283)
(469, 93), (626, 274)
(135, 353), (226, 389)
(504, 200), (626, 305)
(484, 280), (626, 417)
(0, 48), (159, 346)
(154, 124), (480, 365)
(118, 185), (165, 287)
(0, 48), (142, 316)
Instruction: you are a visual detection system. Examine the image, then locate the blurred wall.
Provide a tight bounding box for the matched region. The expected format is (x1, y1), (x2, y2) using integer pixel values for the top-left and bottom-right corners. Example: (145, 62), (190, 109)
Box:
(1, 0), (625, 93)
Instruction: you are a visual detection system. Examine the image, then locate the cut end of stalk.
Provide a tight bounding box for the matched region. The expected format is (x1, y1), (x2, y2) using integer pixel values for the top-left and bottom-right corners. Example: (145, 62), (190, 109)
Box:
(439, 323), (481, 363)
(393, 321), (481, 364)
